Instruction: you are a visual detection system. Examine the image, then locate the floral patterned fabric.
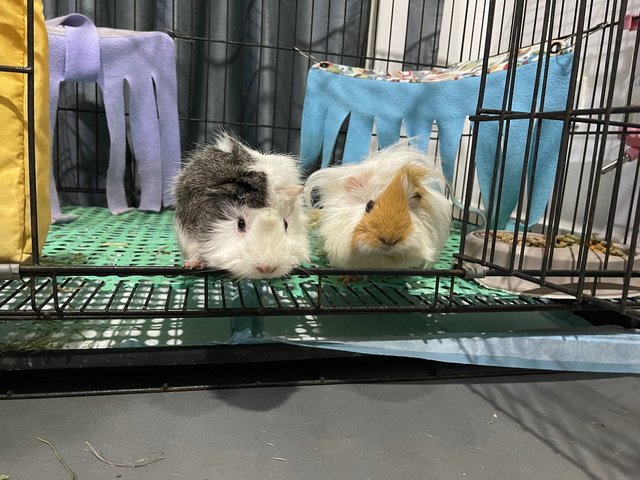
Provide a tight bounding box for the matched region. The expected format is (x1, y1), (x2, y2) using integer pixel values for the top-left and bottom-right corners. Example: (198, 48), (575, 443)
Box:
(313, 39), (572, 83)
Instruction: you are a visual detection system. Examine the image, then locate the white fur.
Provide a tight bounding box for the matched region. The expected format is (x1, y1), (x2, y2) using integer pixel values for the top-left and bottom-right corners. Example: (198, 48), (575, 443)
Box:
(213, 132), (303, 201)
(199, 199), (308, 279)
(250, 150), (302, 197)
(304, 142), (452, 269)
(178, 134), (309, 279)
(212, 132), (236, 153)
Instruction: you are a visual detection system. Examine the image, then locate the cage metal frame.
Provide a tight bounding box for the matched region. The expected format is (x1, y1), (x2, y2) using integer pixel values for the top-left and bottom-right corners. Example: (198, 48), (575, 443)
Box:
(457, 0), (640, 320)
(1, 0), (640, 332)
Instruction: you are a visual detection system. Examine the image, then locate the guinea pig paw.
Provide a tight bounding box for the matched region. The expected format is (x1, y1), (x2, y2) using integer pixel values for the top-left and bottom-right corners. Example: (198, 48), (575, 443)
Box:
(184, 260), (206, 269)
(338, 275), (361, 285)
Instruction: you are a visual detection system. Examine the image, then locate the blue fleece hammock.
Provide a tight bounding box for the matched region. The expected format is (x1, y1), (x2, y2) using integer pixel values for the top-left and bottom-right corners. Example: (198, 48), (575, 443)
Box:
(300, 45), (574, 229)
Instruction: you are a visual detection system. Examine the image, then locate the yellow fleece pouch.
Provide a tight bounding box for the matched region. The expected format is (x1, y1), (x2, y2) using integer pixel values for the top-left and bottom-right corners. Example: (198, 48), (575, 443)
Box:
(0, 0), (51, 263)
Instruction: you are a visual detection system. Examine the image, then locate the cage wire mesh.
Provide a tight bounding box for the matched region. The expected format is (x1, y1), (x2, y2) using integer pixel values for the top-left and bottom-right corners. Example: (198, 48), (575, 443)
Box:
(3, 0), (640, 326)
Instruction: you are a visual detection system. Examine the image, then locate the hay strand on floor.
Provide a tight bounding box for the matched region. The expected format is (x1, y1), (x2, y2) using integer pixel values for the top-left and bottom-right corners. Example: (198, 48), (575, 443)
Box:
(85, 441), (165, 468)
(36, 437), (76, 480)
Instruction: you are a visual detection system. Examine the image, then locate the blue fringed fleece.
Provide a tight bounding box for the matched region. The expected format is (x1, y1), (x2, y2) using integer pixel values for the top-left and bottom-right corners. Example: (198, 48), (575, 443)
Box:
(300, 52), (573, 229)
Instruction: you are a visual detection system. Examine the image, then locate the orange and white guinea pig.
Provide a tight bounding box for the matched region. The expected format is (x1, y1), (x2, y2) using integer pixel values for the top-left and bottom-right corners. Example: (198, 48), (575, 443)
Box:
(304, 142), (452, 269)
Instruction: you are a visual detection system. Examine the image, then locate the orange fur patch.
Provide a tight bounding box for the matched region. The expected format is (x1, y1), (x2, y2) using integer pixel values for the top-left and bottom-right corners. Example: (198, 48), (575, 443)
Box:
(351, 164), (430, 251)
(404, 164), (431, 213)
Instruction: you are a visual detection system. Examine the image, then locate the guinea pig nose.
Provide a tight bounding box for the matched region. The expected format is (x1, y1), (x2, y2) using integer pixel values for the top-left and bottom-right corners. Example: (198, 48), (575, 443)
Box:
(256, 265), (277, 275)
(380, 236), (401, 247)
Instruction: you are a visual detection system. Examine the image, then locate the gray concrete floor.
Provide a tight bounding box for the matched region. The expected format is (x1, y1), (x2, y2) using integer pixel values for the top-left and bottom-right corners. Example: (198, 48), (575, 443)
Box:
(2, 374), (639, 480)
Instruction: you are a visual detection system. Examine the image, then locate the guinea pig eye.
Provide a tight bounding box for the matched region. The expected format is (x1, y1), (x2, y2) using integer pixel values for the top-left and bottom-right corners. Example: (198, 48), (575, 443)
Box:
(365, 200), (375, 213)
(412, 192), (422, 201)
(237, 217), (246, 232)
(283, 220), (288, 231)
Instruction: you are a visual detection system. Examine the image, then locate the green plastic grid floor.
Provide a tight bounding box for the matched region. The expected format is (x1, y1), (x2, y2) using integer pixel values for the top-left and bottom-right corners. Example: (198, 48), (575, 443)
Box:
(43, 207), (180, 266)
(38, 206), (510, 294)
(0, 206), (553, 322)
(0, 207), (599, 351)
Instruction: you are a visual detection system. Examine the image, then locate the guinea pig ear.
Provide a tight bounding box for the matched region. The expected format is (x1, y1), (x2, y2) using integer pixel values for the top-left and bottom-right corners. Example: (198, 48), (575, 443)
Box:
(344, 173), (370, 196)
(403, 163), (446, 192)
(277, 185), (304, 199)
(402, 163), (430, 183)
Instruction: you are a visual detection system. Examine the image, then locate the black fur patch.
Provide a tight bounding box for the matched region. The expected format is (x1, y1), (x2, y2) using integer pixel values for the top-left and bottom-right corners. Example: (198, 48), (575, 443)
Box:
(173, 138), (269, 240)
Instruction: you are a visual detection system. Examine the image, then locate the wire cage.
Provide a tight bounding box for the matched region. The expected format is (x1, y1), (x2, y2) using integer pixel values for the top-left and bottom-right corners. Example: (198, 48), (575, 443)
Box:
(2, 0), (640, 340)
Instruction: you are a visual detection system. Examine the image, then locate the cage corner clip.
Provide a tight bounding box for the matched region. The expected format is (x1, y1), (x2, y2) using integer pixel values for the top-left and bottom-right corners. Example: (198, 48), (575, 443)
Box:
(462, 264), (488, 280)
(0, 264), (21, 280)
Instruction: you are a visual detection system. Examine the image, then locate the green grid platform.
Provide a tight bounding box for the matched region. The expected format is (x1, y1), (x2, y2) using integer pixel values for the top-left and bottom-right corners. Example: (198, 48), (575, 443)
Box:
(0, 207), (585, 352)
(42, 207), (181, 269)
(37, 206), (514, 299)
(0, 205), (556, 334)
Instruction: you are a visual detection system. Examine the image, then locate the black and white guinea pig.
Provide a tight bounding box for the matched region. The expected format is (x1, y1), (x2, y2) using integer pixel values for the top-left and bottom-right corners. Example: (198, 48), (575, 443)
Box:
(172, 133), (309, 279)
(304, 142), (452, 269)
